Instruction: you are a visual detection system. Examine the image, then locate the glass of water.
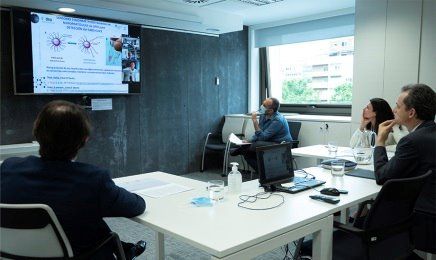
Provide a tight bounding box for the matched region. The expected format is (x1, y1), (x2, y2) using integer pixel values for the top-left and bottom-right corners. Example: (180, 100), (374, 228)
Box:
(331, 160), (345, 176)
(327, 141), (338, 153)
(353, 147), (373, 164)
(207, 180), (225, 202)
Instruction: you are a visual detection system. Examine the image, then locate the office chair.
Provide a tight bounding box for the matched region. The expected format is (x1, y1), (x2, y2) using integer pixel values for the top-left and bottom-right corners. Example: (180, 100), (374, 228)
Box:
(0, 203), (126, 260)
(411, 169), (436, 259)
(298, 170), (433, 260)
(287, 121), (301, 148)
(200, 116), (245, 176)
(412, 210), (436, 259)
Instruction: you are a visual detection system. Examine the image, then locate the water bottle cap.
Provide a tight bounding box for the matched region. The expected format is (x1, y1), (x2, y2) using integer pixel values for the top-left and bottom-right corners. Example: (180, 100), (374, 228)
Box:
(230, 162), (239, 171)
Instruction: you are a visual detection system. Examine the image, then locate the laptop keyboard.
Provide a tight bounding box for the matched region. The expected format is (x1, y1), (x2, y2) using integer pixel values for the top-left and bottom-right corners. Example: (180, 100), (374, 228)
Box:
(276, 177), (325, 194)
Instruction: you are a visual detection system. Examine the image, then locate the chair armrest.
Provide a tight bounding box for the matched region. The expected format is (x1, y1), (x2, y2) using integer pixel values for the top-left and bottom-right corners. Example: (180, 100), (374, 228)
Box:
(335, 218), (414, 245)
(355, 199), (374, 219)
(334, 221), (366, 236)
(363, 218), (413, 245)
(204, 132), (224, 146)
(75, 232), (126, 260)
(208, 133), (222, 139)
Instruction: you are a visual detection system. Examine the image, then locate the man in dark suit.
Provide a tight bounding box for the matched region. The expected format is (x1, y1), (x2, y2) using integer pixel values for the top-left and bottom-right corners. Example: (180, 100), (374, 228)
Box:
(1, 100), (146, 259)
(374, 84), (436, 254)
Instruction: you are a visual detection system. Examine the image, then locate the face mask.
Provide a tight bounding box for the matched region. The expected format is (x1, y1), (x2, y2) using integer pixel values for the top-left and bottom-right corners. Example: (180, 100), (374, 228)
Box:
(258, 105), (267, 114)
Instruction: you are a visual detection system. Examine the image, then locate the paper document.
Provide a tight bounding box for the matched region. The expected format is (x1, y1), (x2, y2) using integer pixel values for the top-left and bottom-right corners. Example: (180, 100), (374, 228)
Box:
(229, 133), (251, 145)
(118, 178), (192, 198)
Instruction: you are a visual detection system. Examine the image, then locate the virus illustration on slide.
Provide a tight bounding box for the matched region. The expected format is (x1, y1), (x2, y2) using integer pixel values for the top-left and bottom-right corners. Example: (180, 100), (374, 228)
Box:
(78, 36), (102, 57)
(47, 33), (66, 52)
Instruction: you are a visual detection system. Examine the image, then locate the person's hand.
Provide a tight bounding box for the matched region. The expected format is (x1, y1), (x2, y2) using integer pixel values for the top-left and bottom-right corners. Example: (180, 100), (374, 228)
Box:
(360, 108), (371, 131)
(376, 119), (396, 146)
(251, 112), (258, 121)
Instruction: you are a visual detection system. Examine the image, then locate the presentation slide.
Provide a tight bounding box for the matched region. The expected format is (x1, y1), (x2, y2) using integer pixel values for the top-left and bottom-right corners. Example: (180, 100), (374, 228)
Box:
(30, 12), (139, 94)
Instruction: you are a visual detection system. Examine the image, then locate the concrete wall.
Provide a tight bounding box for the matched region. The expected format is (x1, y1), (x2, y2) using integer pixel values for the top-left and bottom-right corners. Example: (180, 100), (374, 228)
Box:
(0, 10), (248, 177)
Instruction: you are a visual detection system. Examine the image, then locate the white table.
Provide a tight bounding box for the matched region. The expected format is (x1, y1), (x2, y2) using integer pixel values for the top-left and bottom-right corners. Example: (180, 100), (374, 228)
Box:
(291, 144), (395, 171)
(114, 170), (381, 260)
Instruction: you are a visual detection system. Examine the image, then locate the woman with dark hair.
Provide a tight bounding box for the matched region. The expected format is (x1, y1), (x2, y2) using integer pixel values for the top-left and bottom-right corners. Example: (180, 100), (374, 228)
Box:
(350, 98), (408, 151)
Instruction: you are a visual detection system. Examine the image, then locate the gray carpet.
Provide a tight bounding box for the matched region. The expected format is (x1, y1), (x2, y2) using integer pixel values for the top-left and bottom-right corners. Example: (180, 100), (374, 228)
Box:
(105, 168), (297, 259)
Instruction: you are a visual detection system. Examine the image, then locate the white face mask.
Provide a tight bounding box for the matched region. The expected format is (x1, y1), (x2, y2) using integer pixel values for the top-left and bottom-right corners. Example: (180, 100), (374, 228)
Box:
(258, 105), (267, 114)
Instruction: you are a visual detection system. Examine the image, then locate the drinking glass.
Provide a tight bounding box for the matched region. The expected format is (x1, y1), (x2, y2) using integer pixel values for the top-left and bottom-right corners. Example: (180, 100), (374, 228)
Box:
(207, 180), (225, 202)
(331, 160), (345, 176)
(353, 148), (373, 165)
(327, 141), (338, 153)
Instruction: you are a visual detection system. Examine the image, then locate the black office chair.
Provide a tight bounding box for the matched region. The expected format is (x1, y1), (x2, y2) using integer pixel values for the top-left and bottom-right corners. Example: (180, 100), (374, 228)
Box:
(299, 170), (433, 260)
(0, 203), (127, 260)
(200, 116), (245, 176)
(287, 121), (301, 148)
(412, 210), (436, 257)
(411, 169), (436, 258)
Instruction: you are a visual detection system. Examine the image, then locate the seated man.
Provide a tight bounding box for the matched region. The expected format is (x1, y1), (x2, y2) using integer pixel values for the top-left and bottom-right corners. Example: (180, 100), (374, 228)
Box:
(374, 84), (436, 254)
(232, 97), (292, 172)
(0, 100), (146, 259)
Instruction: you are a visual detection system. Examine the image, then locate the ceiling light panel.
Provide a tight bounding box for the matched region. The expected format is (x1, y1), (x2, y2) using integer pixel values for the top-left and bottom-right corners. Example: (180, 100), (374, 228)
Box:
(235, 0), (284, 6)
(165, 0), (225, 7)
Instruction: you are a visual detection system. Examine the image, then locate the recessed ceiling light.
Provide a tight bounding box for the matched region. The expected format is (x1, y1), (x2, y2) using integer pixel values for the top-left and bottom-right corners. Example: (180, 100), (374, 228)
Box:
(58, 7), (76, 13)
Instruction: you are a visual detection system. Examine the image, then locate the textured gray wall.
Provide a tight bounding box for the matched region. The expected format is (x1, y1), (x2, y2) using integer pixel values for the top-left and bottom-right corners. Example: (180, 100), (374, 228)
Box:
(0, 11), (248, 177)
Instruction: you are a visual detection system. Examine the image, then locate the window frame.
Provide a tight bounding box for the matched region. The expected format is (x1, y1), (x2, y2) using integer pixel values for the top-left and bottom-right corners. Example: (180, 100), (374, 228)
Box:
(263, 38), (353, 116)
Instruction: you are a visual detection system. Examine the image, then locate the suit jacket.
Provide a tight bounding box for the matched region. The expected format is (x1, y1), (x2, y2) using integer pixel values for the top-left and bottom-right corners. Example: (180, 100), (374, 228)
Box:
(0, 156), (146, 256)
(374, 120), (436, 214)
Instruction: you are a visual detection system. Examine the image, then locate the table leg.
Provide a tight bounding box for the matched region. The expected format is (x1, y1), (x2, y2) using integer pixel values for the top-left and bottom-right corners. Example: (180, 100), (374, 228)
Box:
(155, 232), (164, 260)
(339, 208), (350, 224)
(312, 215), (333, 260)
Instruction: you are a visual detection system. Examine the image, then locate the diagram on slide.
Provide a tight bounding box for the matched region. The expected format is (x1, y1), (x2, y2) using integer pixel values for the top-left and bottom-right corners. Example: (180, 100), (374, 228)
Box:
(47, 32), (68, 52)
(78, 36), (103, 57)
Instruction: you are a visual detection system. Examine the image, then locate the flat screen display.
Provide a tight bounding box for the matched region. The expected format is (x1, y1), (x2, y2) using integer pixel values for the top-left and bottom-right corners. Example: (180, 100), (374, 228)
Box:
(12, 8), (141, 94)
(256, 143), (294, 186)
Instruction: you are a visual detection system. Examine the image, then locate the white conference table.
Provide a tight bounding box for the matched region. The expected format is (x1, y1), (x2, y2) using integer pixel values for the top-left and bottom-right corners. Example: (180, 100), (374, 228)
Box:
(292, 145), (356, 160)
(291, 144), (395, 170)
(114, 169), (381, 260)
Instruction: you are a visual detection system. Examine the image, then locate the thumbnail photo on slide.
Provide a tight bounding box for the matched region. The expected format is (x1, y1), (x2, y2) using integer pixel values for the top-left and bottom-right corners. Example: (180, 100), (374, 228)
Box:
(121, 36), (140, 83)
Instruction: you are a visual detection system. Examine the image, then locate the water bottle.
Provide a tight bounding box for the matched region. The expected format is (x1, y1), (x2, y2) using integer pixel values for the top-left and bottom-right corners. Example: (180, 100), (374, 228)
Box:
(353, 130), (376, 164)
(228, 162), (242, 194)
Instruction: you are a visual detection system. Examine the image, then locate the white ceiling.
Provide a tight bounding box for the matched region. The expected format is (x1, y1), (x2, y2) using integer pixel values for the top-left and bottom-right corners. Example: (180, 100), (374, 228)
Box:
(1, 0), (355, 35)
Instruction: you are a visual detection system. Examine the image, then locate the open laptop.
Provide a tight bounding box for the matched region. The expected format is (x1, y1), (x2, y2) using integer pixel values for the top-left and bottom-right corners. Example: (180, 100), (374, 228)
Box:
(256, 143), (325, 194)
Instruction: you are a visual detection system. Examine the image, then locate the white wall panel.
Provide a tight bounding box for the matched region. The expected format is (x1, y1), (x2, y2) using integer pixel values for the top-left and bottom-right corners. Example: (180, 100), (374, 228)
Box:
(383, 0), (422, 105)
(419, 0), (436, 90)
(352, 0), (388, 125)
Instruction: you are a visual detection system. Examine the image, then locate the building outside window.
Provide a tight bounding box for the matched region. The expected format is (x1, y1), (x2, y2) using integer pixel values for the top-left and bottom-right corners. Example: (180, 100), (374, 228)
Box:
(268, 36), (354, 106)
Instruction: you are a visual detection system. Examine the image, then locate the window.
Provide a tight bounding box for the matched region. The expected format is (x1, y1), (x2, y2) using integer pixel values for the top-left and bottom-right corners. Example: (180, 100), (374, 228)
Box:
(268, 36), (354, 108)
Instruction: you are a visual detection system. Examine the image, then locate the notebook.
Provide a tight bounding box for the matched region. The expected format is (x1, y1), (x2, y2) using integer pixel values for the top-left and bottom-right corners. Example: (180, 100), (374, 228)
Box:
(256, 143), (325, 194)
(345, 168), (375, 180)
(320, 159), (357, 171)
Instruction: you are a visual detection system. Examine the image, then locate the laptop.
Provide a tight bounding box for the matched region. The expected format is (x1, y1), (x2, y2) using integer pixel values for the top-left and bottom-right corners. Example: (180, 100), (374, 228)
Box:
(256, 143), (325, 194)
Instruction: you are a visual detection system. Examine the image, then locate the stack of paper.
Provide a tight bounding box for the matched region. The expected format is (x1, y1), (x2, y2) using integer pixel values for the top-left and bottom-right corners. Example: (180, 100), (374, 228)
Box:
(118, 178), (192, 198)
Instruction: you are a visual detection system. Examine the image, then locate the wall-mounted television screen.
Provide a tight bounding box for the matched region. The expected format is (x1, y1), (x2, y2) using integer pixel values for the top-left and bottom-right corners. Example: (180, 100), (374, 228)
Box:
(11, 8), (141, 95)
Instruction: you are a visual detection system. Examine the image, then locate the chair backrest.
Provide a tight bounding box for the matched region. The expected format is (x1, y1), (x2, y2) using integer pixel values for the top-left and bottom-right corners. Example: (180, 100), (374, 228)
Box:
(222, 116), (245, 143)
(0, 203), (74, 259)
(287, 121), (302, 141)
(363, 170), (433, 231)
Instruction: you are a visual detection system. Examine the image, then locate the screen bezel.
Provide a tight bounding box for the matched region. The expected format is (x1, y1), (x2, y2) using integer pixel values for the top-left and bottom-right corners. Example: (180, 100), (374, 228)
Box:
(256, 143), (294, 187)
(10, 7), (142, 95)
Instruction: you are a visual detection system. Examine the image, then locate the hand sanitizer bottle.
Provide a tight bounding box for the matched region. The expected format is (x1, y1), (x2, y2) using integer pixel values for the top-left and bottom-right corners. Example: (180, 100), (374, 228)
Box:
(228, 162), (242, 194)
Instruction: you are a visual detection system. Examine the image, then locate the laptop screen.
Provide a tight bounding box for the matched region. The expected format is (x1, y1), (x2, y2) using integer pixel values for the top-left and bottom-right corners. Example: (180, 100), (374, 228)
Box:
(256, 143), (294, 187)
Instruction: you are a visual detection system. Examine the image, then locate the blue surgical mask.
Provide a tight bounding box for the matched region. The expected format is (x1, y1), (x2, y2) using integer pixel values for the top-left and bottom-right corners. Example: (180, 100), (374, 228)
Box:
(257, 105), (267, 114)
